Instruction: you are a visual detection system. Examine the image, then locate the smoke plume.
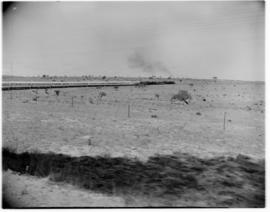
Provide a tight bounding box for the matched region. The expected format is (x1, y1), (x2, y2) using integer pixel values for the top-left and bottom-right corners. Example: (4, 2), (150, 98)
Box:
(128, 52), (171, 76)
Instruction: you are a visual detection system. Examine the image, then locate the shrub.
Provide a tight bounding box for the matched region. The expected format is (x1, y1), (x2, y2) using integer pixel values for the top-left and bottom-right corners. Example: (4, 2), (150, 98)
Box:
(32, 96), (39, 102)
(32, 90), (38, 94)
(171, 90), (192, 104)
(98, 91), (107, 99)
(55, 90), (60, 96)
(88, 97), (94, 104)
(155, 94), (160, 99)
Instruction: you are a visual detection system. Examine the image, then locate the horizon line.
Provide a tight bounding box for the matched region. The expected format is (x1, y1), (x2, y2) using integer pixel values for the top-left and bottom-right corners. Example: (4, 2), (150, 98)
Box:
(1, 74), (265, 83)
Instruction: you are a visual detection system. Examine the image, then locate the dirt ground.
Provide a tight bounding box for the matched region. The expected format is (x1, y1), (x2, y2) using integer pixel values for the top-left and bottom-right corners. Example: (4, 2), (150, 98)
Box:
(2, 78), (265, 207)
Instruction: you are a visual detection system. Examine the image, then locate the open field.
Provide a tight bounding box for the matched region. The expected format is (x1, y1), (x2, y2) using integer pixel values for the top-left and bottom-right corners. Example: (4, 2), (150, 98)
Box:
(2, 78), (265, 207)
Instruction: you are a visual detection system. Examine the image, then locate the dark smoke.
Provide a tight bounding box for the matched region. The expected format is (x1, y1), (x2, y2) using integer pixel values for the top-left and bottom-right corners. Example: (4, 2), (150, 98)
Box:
(128, 52), (171, 75)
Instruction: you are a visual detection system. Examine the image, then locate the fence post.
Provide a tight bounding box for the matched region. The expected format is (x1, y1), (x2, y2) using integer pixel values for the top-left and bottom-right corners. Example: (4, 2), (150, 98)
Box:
(71, 96), (74, 107)
(128, 104), (130, 118)
(223, 112), (227, 130)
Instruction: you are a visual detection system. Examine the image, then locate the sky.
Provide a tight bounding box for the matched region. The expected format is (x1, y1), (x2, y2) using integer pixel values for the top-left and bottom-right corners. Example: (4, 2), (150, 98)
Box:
(2, 1), (265, 81)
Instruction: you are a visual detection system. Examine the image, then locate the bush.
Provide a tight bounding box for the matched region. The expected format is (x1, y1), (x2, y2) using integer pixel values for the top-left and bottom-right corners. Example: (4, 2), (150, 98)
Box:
(32, 96), (39, 102)
(98, 91), (107, 99)
(32, 90), (38, 94)
(88, 97), (94, 104)
(55, 90), (60, 96)
(171, 90), (192, 104)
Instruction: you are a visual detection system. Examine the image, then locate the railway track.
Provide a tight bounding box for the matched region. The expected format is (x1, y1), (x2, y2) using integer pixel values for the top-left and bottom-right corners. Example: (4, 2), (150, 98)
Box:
(2, 80), (175, 91)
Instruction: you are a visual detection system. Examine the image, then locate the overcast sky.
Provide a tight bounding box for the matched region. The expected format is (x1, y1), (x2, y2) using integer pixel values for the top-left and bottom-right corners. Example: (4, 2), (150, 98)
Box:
(2, 1), (265, 81)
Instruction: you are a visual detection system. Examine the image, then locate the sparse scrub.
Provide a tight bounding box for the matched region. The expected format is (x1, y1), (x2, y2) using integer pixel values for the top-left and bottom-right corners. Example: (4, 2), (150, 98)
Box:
(171, 90), (192, 104)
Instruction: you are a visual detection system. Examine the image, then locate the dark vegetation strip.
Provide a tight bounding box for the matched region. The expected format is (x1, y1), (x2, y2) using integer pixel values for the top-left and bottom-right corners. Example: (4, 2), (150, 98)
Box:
(2, 81), (175, 91)
(2, 148), (265, 207)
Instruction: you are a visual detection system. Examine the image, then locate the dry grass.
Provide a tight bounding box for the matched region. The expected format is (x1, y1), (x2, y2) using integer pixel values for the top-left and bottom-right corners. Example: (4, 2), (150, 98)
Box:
(3, 148), (265, 207)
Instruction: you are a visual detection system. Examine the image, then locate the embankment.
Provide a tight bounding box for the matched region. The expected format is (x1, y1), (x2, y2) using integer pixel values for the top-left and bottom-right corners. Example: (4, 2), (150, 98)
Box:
(2, 148), (265, 208)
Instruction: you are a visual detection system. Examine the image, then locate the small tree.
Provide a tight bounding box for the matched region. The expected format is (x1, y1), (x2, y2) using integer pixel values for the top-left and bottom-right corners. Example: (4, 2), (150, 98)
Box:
(171, 90), (192, 104)
(55, 90), (60, 96)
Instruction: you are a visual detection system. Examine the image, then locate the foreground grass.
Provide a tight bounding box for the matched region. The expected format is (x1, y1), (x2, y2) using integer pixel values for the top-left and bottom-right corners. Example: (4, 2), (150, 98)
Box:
(2, 148), (265, 208)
